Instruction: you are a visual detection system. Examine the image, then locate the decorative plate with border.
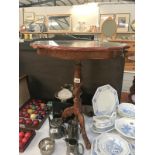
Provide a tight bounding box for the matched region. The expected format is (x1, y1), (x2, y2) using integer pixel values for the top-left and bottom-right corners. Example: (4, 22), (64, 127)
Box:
(115, 118), (135, 139)
(91, 133), (130, 155)
(92, 84), (119, 116)
(118, 103), (135, 118)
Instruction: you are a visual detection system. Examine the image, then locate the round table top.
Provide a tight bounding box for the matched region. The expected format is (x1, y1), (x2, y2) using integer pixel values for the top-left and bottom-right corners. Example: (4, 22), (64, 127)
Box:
(31, 40), (129, 60)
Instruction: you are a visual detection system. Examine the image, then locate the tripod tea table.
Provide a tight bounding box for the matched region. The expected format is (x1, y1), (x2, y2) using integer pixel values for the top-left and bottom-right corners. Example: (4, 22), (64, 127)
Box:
(31, 40), (129, 150)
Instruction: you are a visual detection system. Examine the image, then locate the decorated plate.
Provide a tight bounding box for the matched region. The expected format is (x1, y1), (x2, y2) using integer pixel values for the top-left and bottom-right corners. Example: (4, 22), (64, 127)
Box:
(91, 133), (130, 155)
(115, 118), (135, 139)
(118, 103), (135, 118)
(92, 84), (119, 116)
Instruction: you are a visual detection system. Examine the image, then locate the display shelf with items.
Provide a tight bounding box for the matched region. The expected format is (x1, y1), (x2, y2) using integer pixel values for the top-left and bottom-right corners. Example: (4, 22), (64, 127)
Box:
(109, 39), (135, 71)
(115, 32), (135, 40)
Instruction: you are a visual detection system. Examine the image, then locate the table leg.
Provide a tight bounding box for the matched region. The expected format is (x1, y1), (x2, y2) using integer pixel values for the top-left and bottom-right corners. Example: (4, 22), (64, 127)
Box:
(62, 62), (91, 150)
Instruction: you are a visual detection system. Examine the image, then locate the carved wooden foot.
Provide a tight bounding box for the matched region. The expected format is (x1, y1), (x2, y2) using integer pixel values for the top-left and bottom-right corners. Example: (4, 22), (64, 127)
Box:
(77, 112), (91, 149)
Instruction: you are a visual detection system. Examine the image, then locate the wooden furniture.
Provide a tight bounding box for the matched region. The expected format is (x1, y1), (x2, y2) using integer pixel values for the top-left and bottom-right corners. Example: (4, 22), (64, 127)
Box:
(31, 40), (129, 150)
(109, 39), (135, 71)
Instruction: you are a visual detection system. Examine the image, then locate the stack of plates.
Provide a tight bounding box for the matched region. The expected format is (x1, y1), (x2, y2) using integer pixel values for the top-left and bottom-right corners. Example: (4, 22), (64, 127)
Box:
(117, 103), (135, 118)
(115, 117), (135, 139)
(91, 113), (116, 134)
(91, 133), (131, 155)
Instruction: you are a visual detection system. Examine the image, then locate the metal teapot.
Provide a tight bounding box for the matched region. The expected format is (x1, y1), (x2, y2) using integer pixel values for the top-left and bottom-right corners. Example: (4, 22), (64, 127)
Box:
(48, 117), (66, 139)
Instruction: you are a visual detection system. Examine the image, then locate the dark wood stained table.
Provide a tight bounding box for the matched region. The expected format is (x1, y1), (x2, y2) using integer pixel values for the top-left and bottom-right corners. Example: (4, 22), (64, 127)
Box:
(31, 40), (129, 149)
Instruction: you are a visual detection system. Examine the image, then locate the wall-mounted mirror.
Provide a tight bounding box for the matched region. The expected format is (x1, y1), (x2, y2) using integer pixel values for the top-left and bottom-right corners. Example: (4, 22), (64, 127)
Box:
(101, 17), (117, 38)
(47, 14), (71, 32)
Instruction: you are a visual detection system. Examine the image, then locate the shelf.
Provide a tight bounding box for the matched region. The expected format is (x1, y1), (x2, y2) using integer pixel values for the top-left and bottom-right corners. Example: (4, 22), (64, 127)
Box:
(116, 32), (135, 34)
(109, 39), (135, 43)
(20, 31), (102, 35)
(20, 31), (134, 35)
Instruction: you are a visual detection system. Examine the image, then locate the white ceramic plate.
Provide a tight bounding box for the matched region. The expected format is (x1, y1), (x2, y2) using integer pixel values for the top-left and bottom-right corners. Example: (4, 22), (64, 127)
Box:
(93, 116), (114, 129)
(115, 118), (135, 139)
(92, 84), (119, 116)
(91, 133), (130, 155)
(118, 103), (135, 118)
(91, 124), (115, 134)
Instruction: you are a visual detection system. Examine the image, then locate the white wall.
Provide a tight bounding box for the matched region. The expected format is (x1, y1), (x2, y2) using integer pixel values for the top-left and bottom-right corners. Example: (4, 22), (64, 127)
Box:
(19, 8), (23, 28)
(99, 3), (135, 22)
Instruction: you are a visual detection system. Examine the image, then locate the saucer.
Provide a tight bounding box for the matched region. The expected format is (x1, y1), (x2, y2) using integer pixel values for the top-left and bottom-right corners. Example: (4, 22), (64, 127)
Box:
(115, 117), (135, 139)
(118, 103), (135, 118)
(91, 133), (130, 155)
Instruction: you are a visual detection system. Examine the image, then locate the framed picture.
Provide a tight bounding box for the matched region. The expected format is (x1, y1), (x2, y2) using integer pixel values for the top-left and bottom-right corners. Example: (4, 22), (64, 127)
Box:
(35, 15), (45, 24)
(99, 14), (115, 30)
(24, 12), (35, 22)
(115, 13), (130, 32)
(46, 14), (72, 32)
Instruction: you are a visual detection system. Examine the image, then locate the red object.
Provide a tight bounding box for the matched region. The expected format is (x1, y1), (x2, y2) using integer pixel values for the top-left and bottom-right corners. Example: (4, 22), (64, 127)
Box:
(25, 119), (32, 125)
(40, 111), (46, 115)
(24, 132), (32, 139)
(22, 108), (27, 112)
(19, 128), (36, 152)
(19, 118), (25, 124)
(33, 120), (39, 126)
(34, 111), (38, 114)
(19, 112), (24, 117)
(24, 113), (30, 118)
(19, 141), (24, 148)
(37, 107), (41, 111)
(25, 105), (30, 109)
(34, 102), (39, 105)
(22, 137), (28, 144)
(19, 131), (25, 139)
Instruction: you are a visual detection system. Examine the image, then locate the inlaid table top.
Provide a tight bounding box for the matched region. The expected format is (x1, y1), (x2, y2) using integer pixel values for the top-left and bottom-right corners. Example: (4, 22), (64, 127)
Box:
(31, 40), (129, 60)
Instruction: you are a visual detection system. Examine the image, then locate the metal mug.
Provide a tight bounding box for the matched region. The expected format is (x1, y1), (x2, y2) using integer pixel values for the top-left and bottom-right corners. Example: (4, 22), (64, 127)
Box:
(38, 137), (55, 155)
(67, 120), (79, 139)
(49, 117), (66, 139)
(65, 138), (84, 155)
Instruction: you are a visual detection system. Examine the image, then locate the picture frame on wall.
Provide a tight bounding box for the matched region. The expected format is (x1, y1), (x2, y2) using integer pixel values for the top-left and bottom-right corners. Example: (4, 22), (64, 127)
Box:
(35, 15), (45, 24)
(115, 13), (130, 32)
(99, 14), (115, 30)
(24, 12), (35, 22)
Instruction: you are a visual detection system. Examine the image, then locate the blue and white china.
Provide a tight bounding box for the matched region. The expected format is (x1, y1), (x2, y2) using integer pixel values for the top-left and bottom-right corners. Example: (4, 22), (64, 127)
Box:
(115, 118), (135, 139)
(118, 103), (135, 118)
(91, 112), (116, 134)
(92, 84), (119, 116)
(91, 133), (130, 155)
(91, 124), (115, 134)
(129, 141), (135, 155)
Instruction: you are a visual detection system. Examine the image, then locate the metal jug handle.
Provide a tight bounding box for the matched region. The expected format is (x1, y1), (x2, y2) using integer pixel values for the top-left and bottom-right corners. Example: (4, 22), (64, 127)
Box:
(77, 143), (84, 155)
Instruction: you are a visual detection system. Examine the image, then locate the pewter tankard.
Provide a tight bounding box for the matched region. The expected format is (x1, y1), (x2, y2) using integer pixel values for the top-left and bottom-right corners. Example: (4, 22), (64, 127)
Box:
(67, 120), (79, 139)
(65, 138), (84, 155)
(49, 117), (66, 139)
